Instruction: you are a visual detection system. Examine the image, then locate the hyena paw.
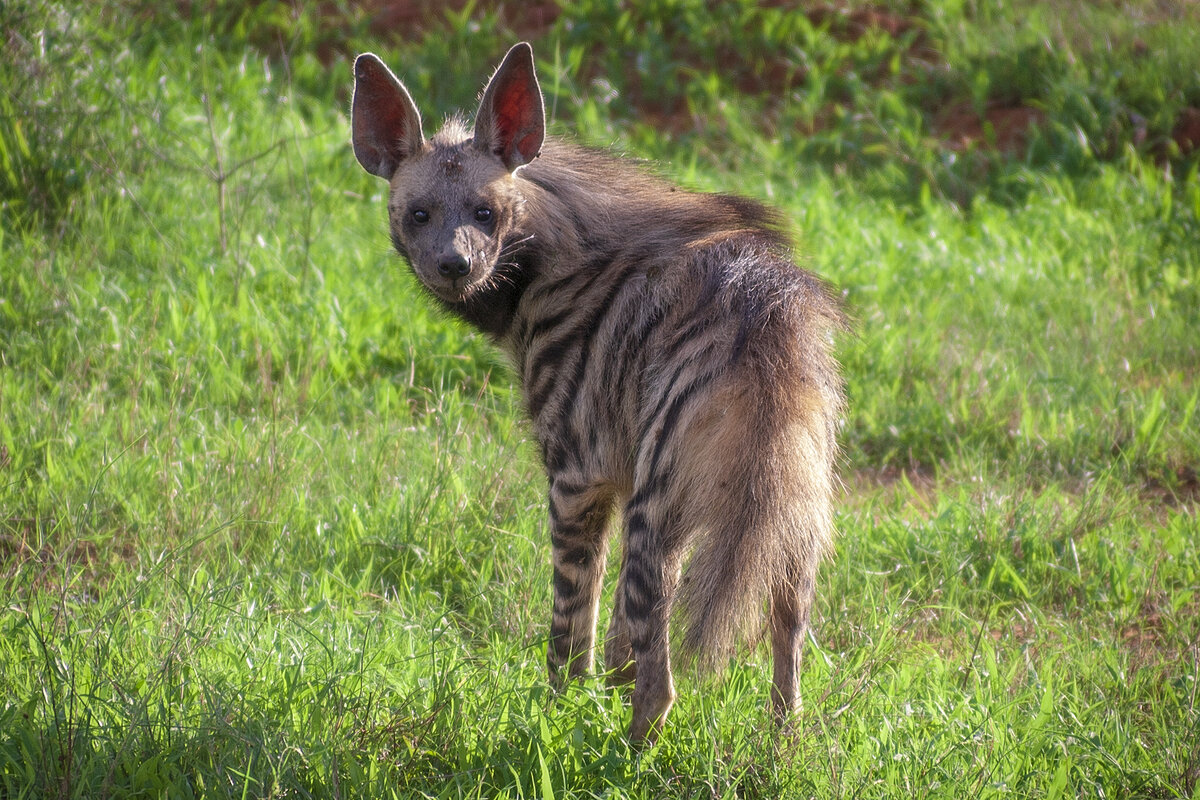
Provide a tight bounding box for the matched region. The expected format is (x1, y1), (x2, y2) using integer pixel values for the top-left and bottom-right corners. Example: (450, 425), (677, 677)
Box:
(628, 686), (674, 743)
(627, 709), (666, 744)
(547, 654), (593, 692)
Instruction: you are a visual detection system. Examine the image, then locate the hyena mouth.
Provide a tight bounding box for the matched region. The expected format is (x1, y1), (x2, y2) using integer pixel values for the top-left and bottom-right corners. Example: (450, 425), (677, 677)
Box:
(422, 270), (492, 304)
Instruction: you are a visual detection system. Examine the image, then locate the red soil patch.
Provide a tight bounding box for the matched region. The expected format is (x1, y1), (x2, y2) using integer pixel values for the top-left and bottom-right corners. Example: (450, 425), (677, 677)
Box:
(936, 103), (1046, 154)
(805, 3), (918, 40)
(1171, 106), (1200, 155)
(360, 0), (560, 41)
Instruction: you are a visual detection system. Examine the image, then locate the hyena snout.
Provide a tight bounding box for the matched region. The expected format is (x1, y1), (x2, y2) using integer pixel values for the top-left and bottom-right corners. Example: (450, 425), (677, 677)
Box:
(436, 252), (472, 279)
(430, 225), (494, 287)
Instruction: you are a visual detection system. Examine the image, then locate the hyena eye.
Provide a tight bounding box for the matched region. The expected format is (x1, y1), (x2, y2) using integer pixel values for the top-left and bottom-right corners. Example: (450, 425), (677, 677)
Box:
(411, 209), (430, 225)
(474, 207), (493, 224)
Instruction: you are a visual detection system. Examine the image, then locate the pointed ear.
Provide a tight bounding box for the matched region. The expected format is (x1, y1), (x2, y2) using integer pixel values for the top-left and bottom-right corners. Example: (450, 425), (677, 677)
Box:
(473, 42), (545, 172)
(352, 53), (425, 179)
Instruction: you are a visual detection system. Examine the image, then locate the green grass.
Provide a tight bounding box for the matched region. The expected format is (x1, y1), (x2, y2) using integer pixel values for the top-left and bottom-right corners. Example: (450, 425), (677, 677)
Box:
(2, 1), (1198, 797)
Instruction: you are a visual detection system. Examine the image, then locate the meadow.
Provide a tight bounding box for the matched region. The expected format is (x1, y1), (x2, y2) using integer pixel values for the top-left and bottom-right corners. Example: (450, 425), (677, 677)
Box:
(2, 1), (1198, 797)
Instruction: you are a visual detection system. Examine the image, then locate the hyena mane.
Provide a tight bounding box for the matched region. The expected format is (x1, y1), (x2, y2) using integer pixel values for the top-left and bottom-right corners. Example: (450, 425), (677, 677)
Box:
(352, 42), (846, 741)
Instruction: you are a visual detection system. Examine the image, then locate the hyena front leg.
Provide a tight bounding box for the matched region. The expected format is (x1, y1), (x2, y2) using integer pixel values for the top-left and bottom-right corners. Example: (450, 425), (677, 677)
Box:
(546, 480), (614, 685)
(621, 495), (682, 742)
(602, 551), (636, 686)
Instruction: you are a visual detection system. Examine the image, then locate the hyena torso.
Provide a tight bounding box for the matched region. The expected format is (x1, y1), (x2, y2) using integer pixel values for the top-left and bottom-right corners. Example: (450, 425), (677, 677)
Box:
(352, 43), (844, 741)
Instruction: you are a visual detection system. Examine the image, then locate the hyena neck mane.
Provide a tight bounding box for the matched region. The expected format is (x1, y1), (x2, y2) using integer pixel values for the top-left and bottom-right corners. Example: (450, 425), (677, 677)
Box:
(519, 139), (789, 261)
(486, 138), (793, 344)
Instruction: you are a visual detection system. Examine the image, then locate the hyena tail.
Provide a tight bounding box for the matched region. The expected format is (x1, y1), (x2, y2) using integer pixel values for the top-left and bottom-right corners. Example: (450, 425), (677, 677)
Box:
(673, 361), (839, 669)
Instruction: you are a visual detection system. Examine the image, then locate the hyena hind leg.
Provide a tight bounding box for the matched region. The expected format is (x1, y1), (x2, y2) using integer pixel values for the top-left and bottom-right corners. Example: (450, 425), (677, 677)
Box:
(546, 482), (615, 685)
(769, 570), (817, 722)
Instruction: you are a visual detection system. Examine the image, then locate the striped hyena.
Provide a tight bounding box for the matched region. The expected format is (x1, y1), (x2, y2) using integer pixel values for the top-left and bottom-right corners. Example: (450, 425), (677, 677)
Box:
(351, 42), (845, 741)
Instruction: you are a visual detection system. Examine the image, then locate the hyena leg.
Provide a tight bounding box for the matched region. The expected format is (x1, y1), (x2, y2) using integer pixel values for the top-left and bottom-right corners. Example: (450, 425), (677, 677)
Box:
(546, 480), (613, 685)
(602, 552), (636, 685)
(769, 569), (816, 720)
(621, 498), (682, 741)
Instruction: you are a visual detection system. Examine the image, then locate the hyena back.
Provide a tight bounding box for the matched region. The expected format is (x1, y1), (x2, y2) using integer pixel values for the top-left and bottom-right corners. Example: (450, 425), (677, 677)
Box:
(352, 43), (845, 741)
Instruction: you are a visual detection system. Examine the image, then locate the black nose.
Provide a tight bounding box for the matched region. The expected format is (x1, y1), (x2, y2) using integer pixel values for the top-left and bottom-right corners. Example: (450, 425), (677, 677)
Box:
(437, 254), (471, 278)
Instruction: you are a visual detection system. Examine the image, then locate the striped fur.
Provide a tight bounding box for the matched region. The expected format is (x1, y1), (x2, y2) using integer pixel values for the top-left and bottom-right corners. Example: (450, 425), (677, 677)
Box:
(352, 43), (845, 741)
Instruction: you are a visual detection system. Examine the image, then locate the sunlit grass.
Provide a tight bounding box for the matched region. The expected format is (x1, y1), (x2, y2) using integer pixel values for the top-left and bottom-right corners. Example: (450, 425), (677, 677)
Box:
(2, 1), (1198, 798)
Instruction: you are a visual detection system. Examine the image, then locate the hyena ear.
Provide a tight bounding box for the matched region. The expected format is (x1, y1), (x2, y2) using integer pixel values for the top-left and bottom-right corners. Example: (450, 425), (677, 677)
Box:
(351, 53), (425, 179)
(474, 42), (545, 172)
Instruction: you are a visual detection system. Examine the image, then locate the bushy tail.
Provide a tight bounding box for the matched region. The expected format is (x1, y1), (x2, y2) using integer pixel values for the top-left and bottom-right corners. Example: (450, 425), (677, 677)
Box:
(673, 387), (838, 669)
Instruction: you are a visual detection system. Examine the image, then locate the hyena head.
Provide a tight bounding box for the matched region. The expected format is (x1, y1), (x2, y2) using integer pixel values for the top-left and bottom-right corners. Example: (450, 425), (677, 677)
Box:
(351, 43), (545, 304)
